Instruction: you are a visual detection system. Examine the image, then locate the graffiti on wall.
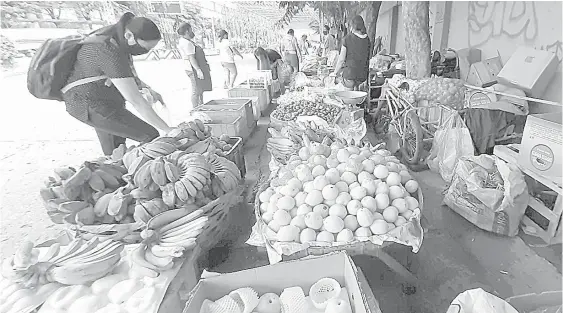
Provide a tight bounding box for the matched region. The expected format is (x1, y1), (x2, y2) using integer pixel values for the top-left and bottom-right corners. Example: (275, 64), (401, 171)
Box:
(468, 1), (538, 47)
(538, 40), (563, 63)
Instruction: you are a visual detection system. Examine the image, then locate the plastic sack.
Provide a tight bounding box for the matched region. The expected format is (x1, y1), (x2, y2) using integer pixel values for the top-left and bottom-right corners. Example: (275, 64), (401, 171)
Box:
(446, 288), (519, 313)
(427, 111), (475, 182)
(443, 154), (529, 237)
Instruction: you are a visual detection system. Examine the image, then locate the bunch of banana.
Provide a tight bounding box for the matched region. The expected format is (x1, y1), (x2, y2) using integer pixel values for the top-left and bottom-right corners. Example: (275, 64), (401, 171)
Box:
(133, 198), (170, 224)
(266, 137), (299, 165)
(41, 161), (127, 224)
(207, 153), (242, 197)
(91, 186), (136, 223)
(165, 153), (213, 205)
(45, 238), (124, 285)
(183, 137), (215, 154)
(166, 119), (210, 144)
(1, 238), (123, 287)
(131, 207), (209, 276)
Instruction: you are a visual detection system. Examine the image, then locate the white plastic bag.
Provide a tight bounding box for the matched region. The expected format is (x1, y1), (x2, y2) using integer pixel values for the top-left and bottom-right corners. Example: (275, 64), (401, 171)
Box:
(447, 288), (519, 313)
(427, 111), (474, 182)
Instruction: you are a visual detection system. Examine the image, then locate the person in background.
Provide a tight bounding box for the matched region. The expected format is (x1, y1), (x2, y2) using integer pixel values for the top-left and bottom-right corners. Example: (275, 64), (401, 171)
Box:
(63, 12), (172, 156)
(298, 34), (310, 58)
(325, 26), (340, 68)
(332, 15), (371, 91)
(280, 29), (301, 73)
(218, 29), (242, 89)
(177, 22), (212, 107)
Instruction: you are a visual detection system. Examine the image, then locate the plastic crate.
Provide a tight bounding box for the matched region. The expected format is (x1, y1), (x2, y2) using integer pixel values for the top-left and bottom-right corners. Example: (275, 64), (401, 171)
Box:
(224, 136), (246, 178)
(196, 99), (254, 131)
(205, 115), (244, 138)
(228, 87), (270, 115)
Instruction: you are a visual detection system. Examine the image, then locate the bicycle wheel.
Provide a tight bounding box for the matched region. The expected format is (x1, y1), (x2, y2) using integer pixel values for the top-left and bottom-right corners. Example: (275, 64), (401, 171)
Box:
(400, 111), (423, 165)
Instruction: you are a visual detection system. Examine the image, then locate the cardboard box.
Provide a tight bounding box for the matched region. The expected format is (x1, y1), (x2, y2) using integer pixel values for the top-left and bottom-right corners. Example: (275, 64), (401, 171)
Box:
(183, 252), (382, 313)
(518, 113), (562, 184)
(457, 48), (482, 81)
(467, 88), (497, 107)
(497, 47), (559, 98)
(466, 56), (503, 87)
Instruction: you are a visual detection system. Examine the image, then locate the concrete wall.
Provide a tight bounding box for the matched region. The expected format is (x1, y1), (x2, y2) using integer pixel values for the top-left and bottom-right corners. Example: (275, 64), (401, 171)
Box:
(373, 1), (562, 112)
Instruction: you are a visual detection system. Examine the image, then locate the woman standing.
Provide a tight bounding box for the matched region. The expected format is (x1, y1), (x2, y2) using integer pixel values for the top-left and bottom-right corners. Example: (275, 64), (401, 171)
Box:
(280, 29), (301, 73)
(324, 26), (340, 67)
(218, 30), (242, 89)
(332, 16), (371, 91)
(62, 12), (172, 156)
(177, 22), (212, 107)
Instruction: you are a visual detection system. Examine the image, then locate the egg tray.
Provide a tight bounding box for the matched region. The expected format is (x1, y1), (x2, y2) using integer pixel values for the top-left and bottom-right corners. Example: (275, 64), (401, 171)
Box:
(252, 178), (425, 260)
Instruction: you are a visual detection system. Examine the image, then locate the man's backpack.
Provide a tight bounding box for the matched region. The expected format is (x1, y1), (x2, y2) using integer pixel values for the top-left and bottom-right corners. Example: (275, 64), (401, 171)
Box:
(27, 34), (109, 102)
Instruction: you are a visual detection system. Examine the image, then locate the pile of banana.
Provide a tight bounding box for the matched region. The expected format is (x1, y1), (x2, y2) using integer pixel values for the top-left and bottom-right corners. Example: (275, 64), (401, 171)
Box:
(207, 152), (243, 197)
(40, 160), (128, 224)
(266, 136), (300, 165)
(131, 206), (208, 276)
(166, 119), (211, 150)
(2, 238), (124, 288)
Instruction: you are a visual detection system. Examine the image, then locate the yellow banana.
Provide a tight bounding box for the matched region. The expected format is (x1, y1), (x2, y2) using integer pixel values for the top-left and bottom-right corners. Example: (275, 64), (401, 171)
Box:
(133, 161), (153, 189)
(58, 201), (90, 214)
(144, 248), (173, 268)
(157, 209), (204, 234)
(127, 155), (148, 176)
(133, 204), (152, 223)
(163, 159), (180, 183)
(95, 169), (120, 188)
(161, 183), (176, 207)
(180, 178), (197, 198)
(174, 180), (190, 202)
(39, 187), (56, 202)
(111, 144), (127, 161)
(93, 193), (112, 217)
(146, 206), (197, 230)
(150, 157), (167, 186)
(160, 216), (208, 241)
(159, 237), (197, 249)
(88, 171), (106, 192)
(150, 244), (184, 258)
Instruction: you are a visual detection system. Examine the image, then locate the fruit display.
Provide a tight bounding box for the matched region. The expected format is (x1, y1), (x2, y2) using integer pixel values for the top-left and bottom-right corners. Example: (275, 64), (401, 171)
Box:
(413, 77), (466, 109)
(40, 158), (129, 225)
(198, 277), (352, 313)
(257, 139), (423, 247)
(134, 188), (243, 275)
(0, 238), (181, 313)
(272, 92), (341, 124)
(2, 239), (124, 288)
(267, 123), (341, 166)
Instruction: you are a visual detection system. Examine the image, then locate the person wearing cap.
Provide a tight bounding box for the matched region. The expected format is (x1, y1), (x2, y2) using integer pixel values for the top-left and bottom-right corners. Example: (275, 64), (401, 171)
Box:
(177, 22), (212, 107)
(280, 29), (301, 73)
(331, 16), (372, 91)
(218, 30), (242, 89)
(63, 12), (172, 156)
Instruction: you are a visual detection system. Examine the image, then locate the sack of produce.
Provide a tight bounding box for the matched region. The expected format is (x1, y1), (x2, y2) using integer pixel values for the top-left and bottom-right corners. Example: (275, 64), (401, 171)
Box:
(446, 288), (519, 313)
(427, 111), (474, 183)
(252, 140), (424, 264)
(413, 77), (466, 109)
(443, 155), (529, 237)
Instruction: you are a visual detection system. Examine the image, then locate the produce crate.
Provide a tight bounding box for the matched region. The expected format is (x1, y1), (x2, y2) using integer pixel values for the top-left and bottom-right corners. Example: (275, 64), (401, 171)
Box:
(204, 115), (245, 139)
(229, 86), (271, 115)
(224, 136), (246, 178)
(195, 98), (254, 131)
(494, 145), (563, 245)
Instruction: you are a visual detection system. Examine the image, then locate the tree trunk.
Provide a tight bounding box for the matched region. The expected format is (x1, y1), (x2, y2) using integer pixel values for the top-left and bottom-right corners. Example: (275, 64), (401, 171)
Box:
(402, 1), (431, 79)
(367, 2), (382, 47)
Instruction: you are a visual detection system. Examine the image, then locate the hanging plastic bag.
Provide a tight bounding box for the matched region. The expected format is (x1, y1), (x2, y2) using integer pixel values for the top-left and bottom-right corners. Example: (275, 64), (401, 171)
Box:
(426, 111), (474, 183)
(446, 288), (519, 313)
(443, 155), (529, 237)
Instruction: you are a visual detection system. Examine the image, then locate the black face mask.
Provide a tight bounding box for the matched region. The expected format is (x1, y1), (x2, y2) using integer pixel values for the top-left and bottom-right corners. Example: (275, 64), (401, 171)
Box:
(323, 31), (328, 35)
(128, 40), (150, 56)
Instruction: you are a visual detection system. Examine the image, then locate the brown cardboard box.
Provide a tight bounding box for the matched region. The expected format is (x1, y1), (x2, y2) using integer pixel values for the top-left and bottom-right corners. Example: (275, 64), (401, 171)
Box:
(518, 113), (562, 185)
(183, 252), (382, 313)
(457, 48), (482, 81)
(497, 47), (559, 98)
(466, 56), (503, 87)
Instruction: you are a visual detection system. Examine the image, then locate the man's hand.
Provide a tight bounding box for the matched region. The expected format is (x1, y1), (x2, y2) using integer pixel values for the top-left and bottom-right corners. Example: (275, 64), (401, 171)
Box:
(196, 69), (204, 80)
(149, 89), (165, 106)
